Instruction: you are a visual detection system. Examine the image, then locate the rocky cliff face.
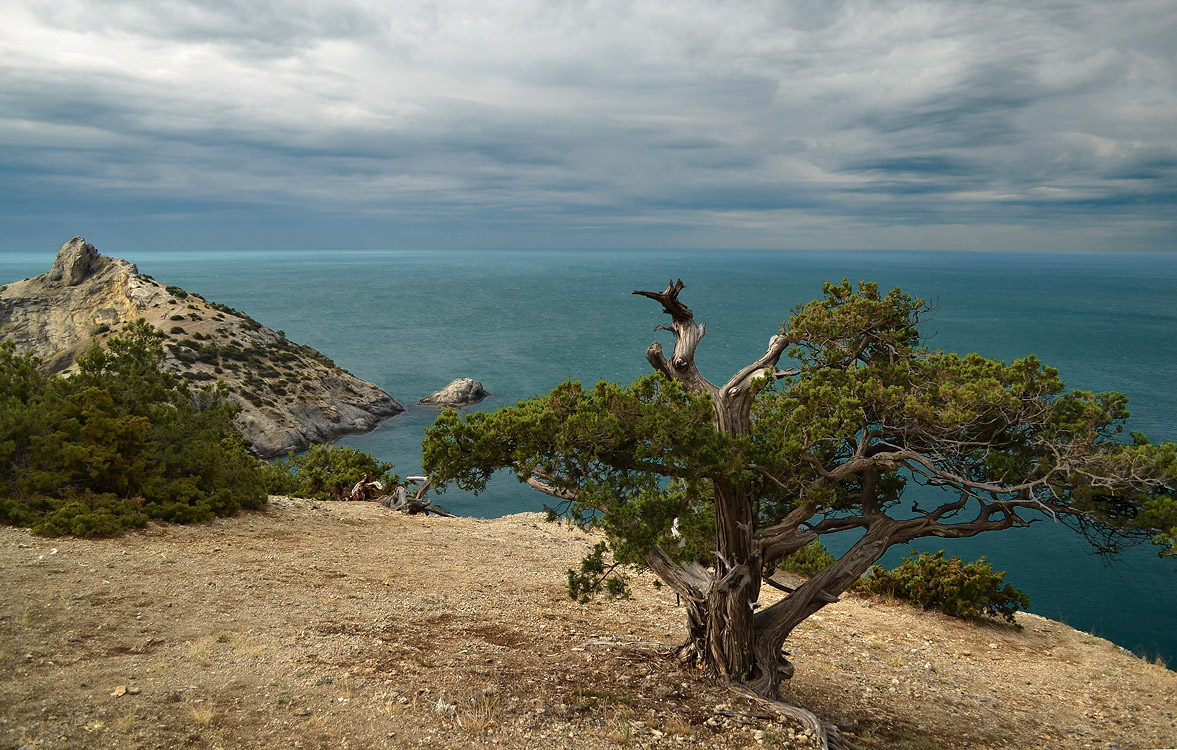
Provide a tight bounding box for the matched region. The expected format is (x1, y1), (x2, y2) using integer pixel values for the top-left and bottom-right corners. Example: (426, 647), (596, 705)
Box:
(0, 237), (403, 457)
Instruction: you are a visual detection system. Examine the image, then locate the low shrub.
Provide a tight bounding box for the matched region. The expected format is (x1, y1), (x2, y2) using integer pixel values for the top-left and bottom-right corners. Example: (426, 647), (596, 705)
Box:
(257, 460), (302, 496)
(778, 540), (836, 578)
(856, 550), (1029, 623)
(567, 541), (630, 604)
(270, 445), (398, 501)
(32, 493), (148, 538)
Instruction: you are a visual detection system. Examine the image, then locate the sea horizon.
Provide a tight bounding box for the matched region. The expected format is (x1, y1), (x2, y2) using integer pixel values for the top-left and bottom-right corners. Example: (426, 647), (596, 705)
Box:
(3, 246), (1176, 666)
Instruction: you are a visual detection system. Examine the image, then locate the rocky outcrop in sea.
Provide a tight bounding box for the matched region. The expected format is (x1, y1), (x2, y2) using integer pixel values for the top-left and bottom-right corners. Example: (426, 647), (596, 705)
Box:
(419, 378), (489, 407)
(0, 237), (404, 456)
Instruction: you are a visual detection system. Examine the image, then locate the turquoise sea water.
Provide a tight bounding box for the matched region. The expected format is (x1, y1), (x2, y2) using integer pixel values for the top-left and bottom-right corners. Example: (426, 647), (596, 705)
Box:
(3, 248), (1176, 664)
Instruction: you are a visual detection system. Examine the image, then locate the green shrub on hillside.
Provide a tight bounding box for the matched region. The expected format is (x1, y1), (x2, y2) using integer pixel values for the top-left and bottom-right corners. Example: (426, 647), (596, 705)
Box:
(267, 444), (398, 501)
(0, 320), (267, 537)
(856, 550), (1029, 623)
(779, 540), (836, 578)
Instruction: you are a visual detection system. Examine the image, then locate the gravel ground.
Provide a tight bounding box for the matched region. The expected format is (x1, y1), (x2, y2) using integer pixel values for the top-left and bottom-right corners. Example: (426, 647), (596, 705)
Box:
(1, 497), (1174, 750)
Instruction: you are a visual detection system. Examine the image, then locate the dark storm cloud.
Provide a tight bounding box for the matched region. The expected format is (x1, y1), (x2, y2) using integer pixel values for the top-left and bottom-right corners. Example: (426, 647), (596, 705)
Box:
(1, 0), (1175, 251)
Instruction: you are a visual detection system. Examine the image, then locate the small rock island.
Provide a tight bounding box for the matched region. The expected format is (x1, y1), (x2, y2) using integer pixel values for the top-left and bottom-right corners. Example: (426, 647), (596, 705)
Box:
(418, 378), (489, 407)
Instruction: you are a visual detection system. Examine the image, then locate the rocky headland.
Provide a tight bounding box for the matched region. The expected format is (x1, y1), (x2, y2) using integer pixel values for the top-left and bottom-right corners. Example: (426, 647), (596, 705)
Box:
(0, 237), (403, 456)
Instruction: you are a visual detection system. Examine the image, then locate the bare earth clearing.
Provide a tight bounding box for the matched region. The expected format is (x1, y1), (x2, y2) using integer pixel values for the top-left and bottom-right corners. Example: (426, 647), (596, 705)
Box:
(1, 498), (1174, 750)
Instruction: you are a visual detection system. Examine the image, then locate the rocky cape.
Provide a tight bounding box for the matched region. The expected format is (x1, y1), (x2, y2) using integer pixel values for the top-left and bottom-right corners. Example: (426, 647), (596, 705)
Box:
(0, 237), (403, 457)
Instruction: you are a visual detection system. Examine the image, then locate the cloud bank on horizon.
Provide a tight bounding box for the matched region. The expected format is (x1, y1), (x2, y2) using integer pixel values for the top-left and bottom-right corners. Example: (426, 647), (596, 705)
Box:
(1, 0), (1175, 252)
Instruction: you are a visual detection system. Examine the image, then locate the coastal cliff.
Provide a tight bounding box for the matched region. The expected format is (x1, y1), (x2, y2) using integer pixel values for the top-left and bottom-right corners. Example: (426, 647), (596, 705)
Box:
(0, 237), (403, 456)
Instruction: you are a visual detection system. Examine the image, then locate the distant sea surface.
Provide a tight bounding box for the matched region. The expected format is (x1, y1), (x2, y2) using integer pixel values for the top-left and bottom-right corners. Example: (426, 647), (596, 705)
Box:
(4, 248), (1176, 664)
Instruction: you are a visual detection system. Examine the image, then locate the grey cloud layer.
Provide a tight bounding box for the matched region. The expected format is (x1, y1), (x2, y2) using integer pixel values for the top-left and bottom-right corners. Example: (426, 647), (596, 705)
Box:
(2, 0), (1175, 250)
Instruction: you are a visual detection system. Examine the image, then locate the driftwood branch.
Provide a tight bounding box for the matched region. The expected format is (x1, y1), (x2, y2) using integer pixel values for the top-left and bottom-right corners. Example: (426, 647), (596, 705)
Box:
(376, 476), (456, 517)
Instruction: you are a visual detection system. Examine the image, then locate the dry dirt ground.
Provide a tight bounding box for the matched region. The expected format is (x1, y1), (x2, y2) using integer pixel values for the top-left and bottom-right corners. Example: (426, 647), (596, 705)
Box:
(1, 497), (1175, 750)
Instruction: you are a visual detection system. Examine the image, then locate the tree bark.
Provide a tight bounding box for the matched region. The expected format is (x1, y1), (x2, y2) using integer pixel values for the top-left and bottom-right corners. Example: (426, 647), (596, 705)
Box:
(633, 281), (865, 750)
(634, 281), (786, 684)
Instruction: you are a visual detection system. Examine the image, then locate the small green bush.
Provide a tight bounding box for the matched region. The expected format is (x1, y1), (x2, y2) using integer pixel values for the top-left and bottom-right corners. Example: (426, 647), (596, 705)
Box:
(567, 541), (630, 604)
(258, 460), (302, 496)
(779, 540), (836, 578)
(857, 550), (1029, 623)
(165, 285), (188, 299)
(32, 493), (148, 537)
(270, 445), (398, 501)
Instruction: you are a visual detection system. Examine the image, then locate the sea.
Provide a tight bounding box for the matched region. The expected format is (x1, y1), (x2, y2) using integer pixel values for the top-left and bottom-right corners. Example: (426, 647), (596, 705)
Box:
(3, 248), (1176, 665)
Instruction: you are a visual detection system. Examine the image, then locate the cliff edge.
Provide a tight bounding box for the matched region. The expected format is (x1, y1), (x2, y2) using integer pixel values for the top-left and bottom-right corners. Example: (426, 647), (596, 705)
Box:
(0, 237), (403, 456)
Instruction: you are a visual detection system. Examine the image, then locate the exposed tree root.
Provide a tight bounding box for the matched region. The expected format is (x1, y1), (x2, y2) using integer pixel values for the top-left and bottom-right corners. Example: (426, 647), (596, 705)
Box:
(587, 637), (854, 750)
(729, 684), (858, 750)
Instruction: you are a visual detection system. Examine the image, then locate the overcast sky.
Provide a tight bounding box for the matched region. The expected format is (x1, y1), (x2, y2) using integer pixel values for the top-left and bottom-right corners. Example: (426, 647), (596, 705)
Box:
(2, 0), (1175, 253)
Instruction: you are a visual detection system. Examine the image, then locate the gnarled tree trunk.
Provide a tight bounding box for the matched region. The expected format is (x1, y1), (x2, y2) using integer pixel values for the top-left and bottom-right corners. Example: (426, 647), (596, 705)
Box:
(634, 280), (853, 747)
(633, 281), (785, 685)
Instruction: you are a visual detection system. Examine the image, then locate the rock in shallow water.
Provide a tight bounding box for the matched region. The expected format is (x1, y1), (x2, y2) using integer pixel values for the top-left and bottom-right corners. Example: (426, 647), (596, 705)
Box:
(419, 378), (488, 407)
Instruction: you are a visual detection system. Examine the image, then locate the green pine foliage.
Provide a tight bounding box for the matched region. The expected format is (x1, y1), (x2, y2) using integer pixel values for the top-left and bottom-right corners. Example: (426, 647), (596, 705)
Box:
(857, 551), (1030, 623)
(566, 541), (632, 604)
(779, 540), (837, 578)
(0, 320), (267, 537)
(423, 278), (1177, 616)
(267, 444), (398, 501)
(425, 375), (727, 567)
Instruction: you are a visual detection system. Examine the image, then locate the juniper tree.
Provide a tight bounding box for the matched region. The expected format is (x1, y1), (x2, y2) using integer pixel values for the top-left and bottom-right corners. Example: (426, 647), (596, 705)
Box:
(0, 319), (266, 535)
(423, 279), (1177, 747)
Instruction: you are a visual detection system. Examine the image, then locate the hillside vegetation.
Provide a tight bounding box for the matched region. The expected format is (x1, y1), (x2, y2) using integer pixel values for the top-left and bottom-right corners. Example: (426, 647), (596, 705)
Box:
(0, 237), (402, 456)
(0, 321), (267, 536)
